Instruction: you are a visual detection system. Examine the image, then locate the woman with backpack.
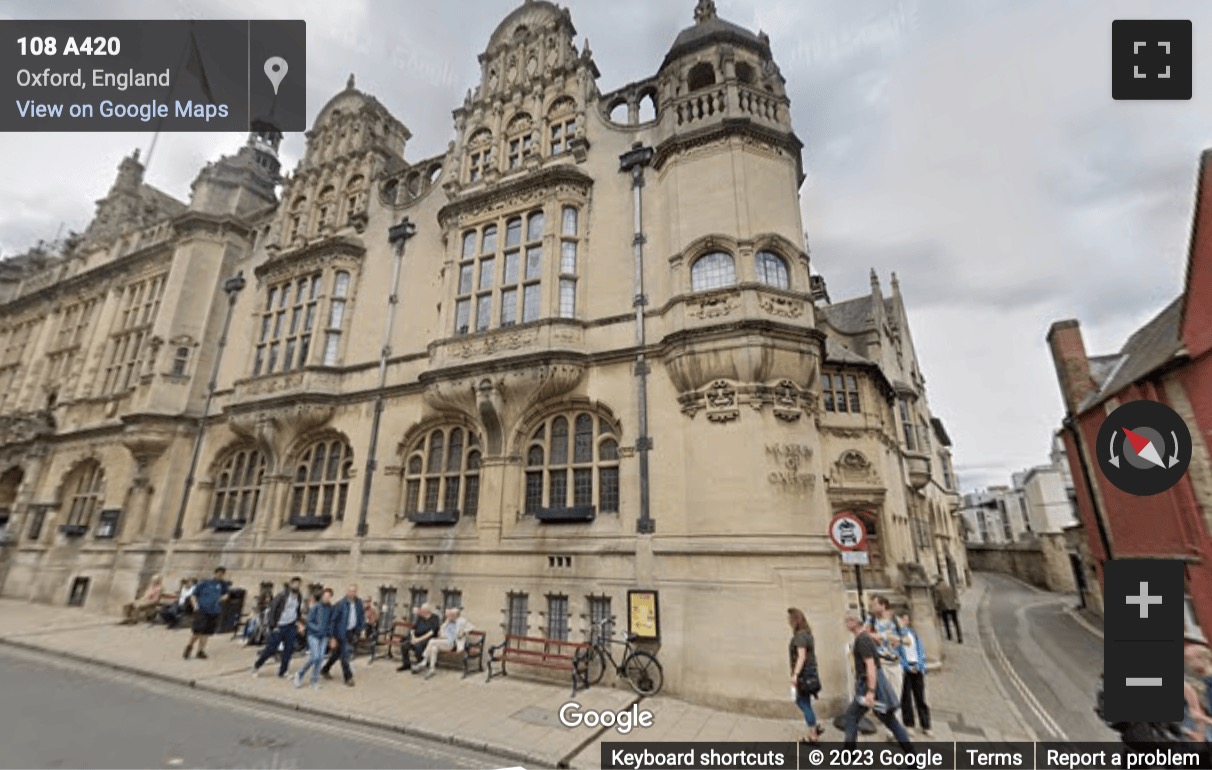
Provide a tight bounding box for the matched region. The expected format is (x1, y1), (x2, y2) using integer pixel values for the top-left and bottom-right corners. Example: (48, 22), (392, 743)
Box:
(788, 607), (823, 743)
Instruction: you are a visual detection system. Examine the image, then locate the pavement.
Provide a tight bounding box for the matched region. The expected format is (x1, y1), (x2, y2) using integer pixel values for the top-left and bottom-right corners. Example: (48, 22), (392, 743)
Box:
(0, 574), (1037, 768)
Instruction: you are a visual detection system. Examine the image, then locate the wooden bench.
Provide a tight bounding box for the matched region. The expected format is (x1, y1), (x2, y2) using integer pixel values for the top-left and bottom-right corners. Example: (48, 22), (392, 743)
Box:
(389, 620), (485, 677)
(487, 634), (589, 695)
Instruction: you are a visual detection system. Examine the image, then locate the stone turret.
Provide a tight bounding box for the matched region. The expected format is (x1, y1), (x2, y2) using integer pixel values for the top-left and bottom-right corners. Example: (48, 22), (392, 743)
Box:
(189, 127), (282, 217)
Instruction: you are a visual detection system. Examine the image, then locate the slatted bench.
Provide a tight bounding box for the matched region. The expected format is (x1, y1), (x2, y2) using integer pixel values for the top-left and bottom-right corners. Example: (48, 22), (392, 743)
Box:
(390, 620), (485, 677)
(486, 634), (589, 695)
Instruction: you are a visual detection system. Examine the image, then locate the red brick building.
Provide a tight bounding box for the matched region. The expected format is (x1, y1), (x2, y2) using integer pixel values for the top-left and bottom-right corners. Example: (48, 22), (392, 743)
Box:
(1048, 149), (1212, 634)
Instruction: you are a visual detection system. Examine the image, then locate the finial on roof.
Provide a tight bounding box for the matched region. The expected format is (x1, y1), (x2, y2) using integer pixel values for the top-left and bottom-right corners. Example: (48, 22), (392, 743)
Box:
(131, 148), (141, 161)
(694, 0), (717, 23)
(870, 268), (879, 286)
(890, 272), (901, 293)
(346, 73), (356, 90)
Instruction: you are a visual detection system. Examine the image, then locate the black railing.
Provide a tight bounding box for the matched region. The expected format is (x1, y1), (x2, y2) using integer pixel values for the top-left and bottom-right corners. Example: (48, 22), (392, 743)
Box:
(408, 509), (459, 525)
(209, 518), (247, 532)
(58, 523), (88, 537)
(536, 505), (596, 523)
(289, 514), (333, 530)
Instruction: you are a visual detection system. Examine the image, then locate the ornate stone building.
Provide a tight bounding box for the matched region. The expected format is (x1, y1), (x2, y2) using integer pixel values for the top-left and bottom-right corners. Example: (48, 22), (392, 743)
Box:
(0, 0), (964, 714)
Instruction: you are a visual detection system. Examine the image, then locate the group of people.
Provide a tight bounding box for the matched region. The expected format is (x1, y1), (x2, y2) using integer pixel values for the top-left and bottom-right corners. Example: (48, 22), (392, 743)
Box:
(786, 578), (963, 748)
(246, 576), (477, 689)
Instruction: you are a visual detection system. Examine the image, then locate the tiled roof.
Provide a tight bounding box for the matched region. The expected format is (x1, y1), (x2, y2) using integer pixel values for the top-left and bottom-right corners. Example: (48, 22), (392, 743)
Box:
(1079, 296), (1185, 412)
(818, 295), (874, 334)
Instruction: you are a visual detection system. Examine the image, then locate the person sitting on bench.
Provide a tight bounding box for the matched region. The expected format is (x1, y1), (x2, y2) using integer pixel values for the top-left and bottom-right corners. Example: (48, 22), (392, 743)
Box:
(121, 574), (163, 624)
(160, 578), (197, 628)
(397, 603), (439, 672)
(419, 607), (473, 679)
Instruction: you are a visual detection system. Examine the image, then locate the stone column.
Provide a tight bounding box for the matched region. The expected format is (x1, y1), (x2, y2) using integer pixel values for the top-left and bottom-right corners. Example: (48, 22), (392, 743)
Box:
(476, 455), (511, 546)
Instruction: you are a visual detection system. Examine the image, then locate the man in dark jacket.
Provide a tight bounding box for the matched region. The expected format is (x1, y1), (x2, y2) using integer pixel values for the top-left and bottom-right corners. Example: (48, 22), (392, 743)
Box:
(397, 603), (439, 672)
(321, 583), (364, 686)
(252, 576), (304, 678)
(184, 567), (231, 660)
(933, 577), (962, 643)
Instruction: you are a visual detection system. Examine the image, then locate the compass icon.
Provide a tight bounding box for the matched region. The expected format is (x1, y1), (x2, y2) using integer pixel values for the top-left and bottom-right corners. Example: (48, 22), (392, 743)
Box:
(1097, 400), (1192, 496)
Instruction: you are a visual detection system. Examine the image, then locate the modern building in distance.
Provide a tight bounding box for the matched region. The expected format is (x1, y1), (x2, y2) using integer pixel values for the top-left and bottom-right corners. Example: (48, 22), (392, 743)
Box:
(0, 0), (964, 713)
(961, 433), (1077, 546)
(1048, 148), (1212, 636)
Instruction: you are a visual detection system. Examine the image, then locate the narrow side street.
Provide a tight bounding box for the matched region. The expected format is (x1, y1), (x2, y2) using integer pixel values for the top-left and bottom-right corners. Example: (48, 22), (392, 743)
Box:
(979, 572), (1114, 742)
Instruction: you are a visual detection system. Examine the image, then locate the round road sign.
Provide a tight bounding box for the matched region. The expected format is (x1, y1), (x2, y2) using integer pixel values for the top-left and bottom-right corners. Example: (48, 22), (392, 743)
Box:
(829, 511), (866, 551)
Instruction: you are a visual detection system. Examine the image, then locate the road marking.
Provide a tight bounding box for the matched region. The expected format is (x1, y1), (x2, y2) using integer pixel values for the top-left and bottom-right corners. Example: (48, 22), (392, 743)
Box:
(1063, 606), (1104, 640)
(980, 582), (1069, 740)
(971, 579), (1039, 742)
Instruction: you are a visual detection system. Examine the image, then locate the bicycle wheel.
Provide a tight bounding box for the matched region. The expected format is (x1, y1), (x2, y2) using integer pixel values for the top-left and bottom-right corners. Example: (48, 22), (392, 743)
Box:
(622, 650), (663, 696)
(580, 647), (607, 685)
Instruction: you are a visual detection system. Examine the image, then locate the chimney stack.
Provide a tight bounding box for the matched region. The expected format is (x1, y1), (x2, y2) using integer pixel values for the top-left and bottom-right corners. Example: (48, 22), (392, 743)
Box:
(1046, 319), (1097, 414)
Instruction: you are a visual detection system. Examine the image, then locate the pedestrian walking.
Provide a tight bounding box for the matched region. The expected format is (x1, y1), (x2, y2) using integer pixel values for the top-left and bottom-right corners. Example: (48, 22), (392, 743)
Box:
(183, 567), (231, 660)
(295, 588), (333, 689)
(787, 607), (823, 743)
(866, 594), (905, 739)
(253, 577), (304, 678)
(321, 584), (364, 686)
(934, 577), (962, 643)
(896, 610), (931, 736)
(841, 612), (914, 750)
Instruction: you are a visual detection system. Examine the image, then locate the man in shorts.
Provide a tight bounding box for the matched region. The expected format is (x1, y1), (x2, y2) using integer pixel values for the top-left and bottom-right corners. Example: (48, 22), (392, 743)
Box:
(184, 566), (231, 660)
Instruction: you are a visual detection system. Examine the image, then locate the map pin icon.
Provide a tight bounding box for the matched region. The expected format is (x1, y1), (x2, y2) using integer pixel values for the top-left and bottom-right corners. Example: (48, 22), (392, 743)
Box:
(264, 56), (288, 95)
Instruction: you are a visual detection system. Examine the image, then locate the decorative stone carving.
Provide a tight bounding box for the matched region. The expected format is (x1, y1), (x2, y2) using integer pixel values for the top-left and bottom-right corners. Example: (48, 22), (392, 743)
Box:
(229, 403), (334, 460)
(687, 291), (739, 320)
(834, 449), (878, 485)
(758, 295), (804, 319)
(771, 379), (802, 422)
(456, 329), (537, 359)
(0, 412), (54, 445)
(423, 362), (585, 455)
(704, 380), (738, 422)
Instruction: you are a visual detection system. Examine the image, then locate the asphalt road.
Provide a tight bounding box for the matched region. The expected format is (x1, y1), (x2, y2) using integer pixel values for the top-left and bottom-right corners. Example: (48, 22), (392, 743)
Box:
(979, 572), (1117, 741)
(0, 645), (511, 770)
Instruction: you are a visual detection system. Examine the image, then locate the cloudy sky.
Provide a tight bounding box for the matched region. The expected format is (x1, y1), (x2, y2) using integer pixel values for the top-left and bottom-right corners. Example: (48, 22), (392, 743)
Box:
(1, 0), (1209, 491)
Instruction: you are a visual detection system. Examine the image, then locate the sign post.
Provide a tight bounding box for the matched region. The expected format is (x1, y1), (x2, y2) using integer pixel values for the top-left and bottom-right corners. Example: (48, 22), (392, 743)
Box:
(829, 511), (869, 617)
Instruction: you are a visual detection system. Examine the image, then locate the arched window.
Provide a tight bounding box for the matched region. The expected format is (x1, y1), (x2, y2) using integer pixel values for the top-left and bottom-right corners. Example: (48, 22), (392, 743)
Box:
(735, 61), (756, 85)
(523, 412), (620, 517)
(687, 62), (716, 91)
(690, 251), (736, 292)
(63, 460), (104, 528)
(209, 448), (266, 529)
(402, 428), (481, 520)
(755, 251), (790, 290)
(288, 438), (353, 525)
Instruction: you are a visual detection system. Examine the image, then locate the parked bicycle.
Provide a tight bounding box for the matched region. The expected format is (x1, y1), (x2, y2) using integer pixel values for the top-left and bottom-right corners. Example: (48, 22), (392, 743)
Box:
(574, 619), (664, 696)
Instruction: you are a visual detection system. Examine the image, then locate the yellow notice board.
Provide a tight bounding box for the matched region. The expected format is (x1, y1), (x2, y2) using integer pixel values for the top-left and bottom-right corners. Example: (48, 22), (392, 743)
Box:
(628, 589), (660, 640)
